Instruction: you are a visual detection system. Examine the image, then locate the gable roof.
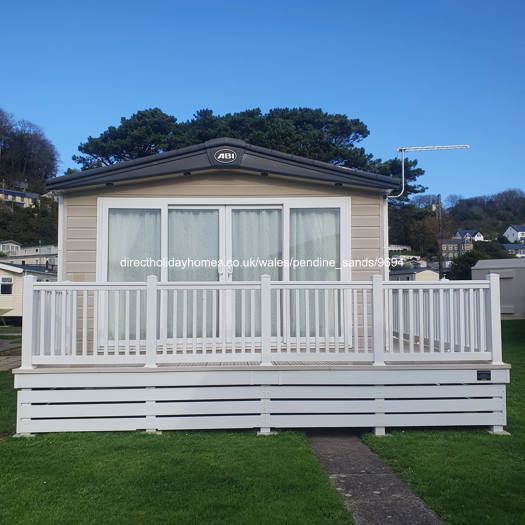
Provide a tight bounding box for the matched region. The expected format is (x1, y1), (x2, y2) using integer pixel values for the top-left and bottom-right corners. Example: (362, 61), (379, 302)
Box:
(509, 224), (525, 233)
(0, 240), (21, 246)
(0, 262), (24, 274)
(456, 229), (482, 237)
(389, 267), (438, 275)
(47, 138), (400, 192)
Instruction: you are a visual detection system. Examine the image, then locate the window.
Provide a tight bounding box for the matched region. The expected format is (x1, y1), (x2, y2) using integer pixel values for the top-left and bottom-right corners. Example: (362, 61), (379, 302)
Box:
(100, 198), (350, 283)
(0, 277), (13, 295)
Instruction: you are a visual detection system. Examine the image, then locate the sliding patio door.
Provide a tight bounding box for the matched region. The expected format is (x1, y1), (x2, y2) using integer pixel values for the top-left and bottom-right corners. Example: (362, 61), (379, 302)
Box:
(107, 208), (161, 340)
(289, 208), (341, 337)
(102, 199), (348, 346)
(168, 208), (221, 340)
(230, 208), (282, 337)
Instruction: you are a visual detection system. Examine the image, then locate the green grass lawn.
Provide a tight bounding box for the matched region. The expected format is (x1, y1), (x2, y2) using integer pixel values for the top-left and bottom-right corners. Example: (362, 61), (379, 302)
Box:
(363, 320), (525, 525)
(0, 325), (22, 333)
(0, 376), (350, 524)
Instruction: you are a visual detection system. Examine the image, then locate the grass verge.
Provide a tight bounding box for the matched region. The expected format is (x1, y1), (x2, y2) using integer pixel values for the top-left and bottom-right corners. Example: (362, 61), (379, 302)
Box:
(363, 320), (525, 525)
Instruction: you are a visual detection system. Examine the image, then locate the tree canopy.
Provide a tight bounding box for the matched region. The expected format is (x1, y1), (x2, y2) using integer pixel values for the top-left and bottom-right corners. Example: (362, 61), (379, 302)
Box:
(0, 196), (57, 245)
(447, 241), (514, 280)
(72, 107), (425, 199)
(0, 108), (58, 192)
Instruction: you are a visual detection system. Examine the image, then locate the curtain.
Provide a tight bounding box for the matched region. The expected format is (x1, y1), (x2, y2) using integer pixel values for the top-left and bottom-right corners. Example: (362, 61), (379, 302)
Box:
(232, 209), (282, 337)
(168, 209), (219, 339)
(289, 208), (340, 337)
(107, 209), (161, 341)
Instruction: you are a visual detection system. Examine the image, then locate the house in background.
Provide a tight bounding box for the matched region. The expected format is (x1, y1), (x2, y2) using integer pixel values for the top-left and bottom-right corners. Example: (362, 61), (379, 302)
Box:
(389, 267), (439, 281)
(0, 188), (39, 208)
(503, 224), (525, 244)
(0, 244), (58, 272)
(472, 259), (525, 317)
(13, 138), (509, 436)
(502, 244), (525, 258)
(388, 243), (412, 252)
(0, 240), (21, 256)
(442, 237), (474, 260)
(0, 262), (56, 321)
(454, 229), (484, 242)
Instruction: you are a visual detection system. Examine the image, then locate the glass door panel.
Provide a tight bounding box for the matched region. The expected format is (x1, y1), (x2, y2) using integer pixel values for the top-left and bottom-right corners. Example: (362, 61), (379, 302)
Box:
(231, 208), (282, 337)
(289, 208), (341, 337)
(107, 208), (161, 340)
(168, 209), (220, 339)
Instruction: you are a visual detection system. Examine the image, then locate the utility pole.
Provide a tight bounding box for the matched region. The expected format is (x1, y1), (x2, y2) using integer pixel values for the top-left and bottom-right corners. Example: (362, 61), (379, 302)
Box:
(434, 194), (444, 278)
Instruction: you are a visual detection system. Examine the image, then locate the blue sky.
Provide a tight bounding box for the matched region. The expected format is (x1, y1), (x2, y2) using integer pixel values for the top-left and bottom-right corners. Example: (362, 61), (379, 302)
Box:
(1, 0), (523, 198)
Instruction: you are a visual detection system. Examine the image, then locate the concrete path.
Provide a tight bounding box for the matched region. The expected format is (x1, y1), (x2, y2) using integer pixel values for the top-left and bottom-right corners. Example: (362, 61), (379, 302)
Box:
(308, 432), (443, 525)
(0, 355), (20, 370)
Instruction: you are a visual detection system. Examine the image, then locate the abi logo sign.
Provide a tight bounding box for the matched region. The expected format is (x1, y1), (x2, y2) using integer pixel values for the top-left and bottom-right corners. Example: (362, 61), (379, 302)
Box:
(214, 149), (237, 163)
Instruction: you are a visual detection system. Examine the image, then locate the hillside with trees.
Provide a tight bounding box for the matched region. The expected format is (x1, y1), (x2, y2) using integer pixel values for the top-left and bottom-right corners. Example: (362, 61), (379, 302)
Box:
(389, 189), (525, 257)
(0, 108), (58, 193)
(446, 189), (525, 240)
(71, 107), (426, 201)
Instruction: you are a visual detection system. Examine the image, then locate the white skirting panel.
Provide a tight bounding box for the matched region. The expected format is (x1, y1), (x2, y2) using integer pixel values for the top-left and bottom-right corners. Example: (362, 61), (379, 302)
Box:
(14, 366), (509, 434)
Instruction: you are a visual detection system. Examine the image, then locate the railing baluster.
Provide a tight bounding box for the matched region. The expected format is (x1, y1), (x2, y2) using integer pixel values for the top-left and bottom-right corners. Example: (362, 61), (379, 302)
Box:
(250, 288), (256, 354)
(192, 289), (197, 354)
(305, 289), (311, 353)
(448, 289), (454, 352)
(39, 290), (46, 357)
(398, 288), (404, 353)
(468, 289), (475, 352)
(135, 290), (141, 354)
(70, 289), (76, 356)
(276, 288), (282, 354)
(50, 290), (56, 356)
(479, 288), (486, 352)
(408, 289), (414, 353)
(295, 288), (300, 353)
(92, 290), (98, 355)
(82, 290), (88, 356)
(202, 289), (207, 354)
(171, 289), (177, 351)
(314, 288), (320, 354)
(387, 288), (393, 354)
(114, 290), (120, 355)
(182, 289), (188, 352)
(160, 288), (167, 355)
(439, 288), (445, 354)
(332, 289), (339, 352)
(352, 289), (358, 353)
(122, 290), (129, 355)
(212, 289), (217, 354)
(428, 289), (434, 353)
(418, 289), (424, 353)
(363, 289), (368, 354)
(285, 289), (291, 355)
(241, 289), (246, 352)
(61, 291), (66, 356)
(323, 290), (329, 353)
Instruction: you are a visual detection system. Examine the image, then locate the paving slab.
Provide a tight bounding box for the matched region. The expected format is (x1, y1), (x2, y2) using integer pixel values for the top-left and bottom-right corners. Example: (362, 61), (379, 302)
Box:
(0, 355), (20, 370)
(308, 432), (443, 525)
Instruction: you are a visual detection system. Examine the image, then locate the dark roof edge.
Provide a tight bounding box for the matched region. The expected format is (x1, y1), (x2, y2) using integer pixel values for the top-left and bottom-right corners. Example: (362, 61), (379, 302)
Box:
(48, 137), (399, 191)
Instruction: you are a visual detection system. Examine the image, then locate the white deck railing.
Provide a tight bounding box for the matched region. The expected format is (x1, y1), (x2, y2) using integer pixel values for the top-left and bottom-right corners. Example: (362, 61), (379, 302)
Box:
(20, 273), (502, 368)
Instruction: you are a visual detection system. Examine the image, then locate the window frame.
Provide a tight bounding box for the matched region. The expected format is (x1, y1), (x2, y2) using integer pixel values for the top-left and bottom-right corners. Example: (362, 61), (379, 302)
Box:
(97, 197), (351, 282)
(0, 276), (13, 295)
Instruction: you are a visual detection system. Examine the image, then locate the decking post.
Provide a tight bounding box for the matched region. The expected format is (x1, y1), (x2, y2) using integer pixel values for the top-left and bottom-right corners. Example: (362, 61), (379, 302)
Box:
(21, 275), (35, 369)
(372, 274), (385, 366)
(145, 275), (158, 368)
(487, 272), (503, 364)
(260, 274), (272, 366)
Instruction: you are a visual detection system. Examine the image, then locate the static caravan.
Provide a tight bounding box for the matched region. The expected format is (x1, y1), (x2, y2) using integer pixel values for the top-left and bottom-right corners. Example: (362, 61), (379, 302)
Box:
(14, 138), (509, 435)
